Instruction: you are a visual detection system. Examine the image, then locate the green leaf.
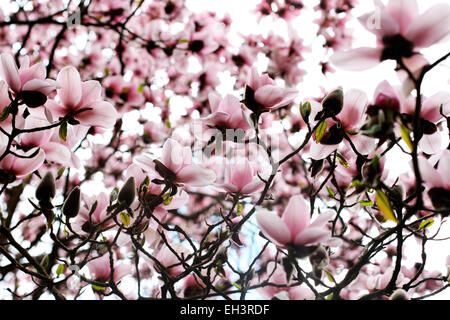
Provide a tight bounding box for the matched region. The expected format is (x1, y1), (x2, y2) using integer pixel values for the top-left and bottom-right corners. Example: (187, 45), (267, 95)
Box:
(336, 152), (350, 168)
(57, 167), (66, 179)
(0, 106), (10, 122)
(165, 119), (171, 128)
(59, 121), (67, 142)
(163, 193), (172, 206)
(315, 120), (327, 143)
(326, 186), (335, 197)
(324, 269), (336, 284)
(326, 293), (333, 300)
(137, 83), (145, 93)
(178, 39), (189, 43)
(359, 200), (373, 206)
(92, 284), (106, 291)
(56, 264), (65, 277)
(349, 179), (361, 189)
(232, 282), (242, 290)
(375, 189), (398, 223)
(346, 130), (358, 135)
(371, 155), (380, 172)
(120, 212), (130, 226)
(400, 124), (413, 152)
(419, 219), (434, 230)
(237, 203), (243, 216)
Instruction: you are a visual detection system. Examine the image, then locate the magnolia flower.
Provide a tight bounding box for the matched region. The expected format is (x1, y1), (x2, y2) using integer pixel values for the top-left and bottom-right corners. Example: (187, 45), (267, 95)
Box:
(400, 90), (450, 155)
(87, 254), (131, 284)
(215, 158), (264, 195)
(309, 88), (375, 160)
(46, 66), (117, 128)
(124, 163), (189, 219)
(244, 66), (298, 112)
(0, 53), (58, 97)
(134, 138), (216, 188)
(256, 195), (341, 248)
(418, 150), (450, 208)
(202, 93), (251, 131)
(330, 0), (450, 70)
(0, 147), (45, 182)
(72, 192), (115, 234)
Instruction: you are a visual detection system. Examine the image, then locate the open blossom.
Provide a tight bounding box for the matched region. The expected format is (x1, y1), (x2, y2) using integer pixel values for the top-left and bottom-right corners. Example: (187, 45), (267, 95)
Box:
(202, 93), (251, 131)
(0, 53), (58, 96)
(215, 158), (264, 195)
(72, 192), (115, 234)
(244, 66), (298, 112)
(87, 254), (131, 284)
(46, 66), (117, 128)
(330, 0), (450, 70)
(256, 195), (341, 248)
(134, 138), (216, 188)
(0, 147), (45, 182)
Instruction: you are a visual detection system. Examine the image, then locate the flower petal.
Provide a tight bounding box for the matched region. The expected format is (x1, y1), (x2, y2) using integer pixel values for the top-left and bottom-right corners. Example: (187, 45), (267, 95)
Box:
(405, 3), (450, 48)
(293, 227), (330, 246)
(282, 195), (310, 241)
(177, 164), (216, 187)
(256, 209), (291, 246)
(75, 100), (117, 128)
(0, 53), (20, 92)
(329, 47), (382, 71)
(56, 66), (82, 109)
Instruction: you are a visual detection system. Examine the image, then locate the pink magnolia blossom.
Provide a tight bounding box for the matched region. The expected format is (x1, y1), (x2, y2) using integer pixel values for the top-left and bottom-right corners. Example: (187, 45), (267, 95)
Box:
(215, 158), (264, 195)
(309, 88), (374, 160)
(256, 194), (341, 248)
(245, 66), (298, 112)
(87, 254), (131, 284)
(134, 138), (216, 188)
(72, 192), (115, 234)
(0, 53), (58, 95)
(46, 66), (117, 128)
(0, 147), (45, 182)
(202, 93), (251, 131)
(330, 0), (450, 70)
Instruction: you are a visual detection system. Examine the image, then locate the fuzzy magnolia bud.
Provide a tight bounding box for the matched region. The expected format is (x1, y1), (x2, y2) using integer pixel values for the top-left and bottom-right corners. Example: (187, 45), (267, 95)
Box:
(62, 187), (81, 218)
(35, 172), (56, 207)
(309, 245), (329, 270)
(322, 88), (343, 117)
(389, 289), (410, 300)
(118, 177), (136, 207)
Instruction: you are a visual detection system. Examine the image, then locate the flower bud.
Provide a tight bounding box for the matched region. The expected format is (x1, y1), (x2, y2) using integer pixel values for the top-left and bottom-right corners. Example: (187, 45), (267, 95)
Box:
(62, 187), (81, 218)
(36, 172), (56, 204)
(309, 245), (329, 270)
(322, 88), (343, 117)
(118, 177), (136, 207)
(389, 289), (410, 300)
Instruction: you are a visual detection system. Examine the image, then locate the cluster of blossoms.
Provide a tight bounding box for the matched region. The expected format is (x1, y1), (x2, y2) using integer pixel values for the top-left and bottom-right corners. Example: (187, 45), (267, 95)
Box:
(0, 0), (449, 301)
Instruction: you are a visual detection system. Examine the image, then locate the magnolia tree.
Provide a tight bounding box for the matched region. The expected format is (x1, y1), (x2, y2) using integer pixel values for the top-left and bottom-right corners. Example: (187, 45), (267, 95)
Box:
(0, 0), (449, 301)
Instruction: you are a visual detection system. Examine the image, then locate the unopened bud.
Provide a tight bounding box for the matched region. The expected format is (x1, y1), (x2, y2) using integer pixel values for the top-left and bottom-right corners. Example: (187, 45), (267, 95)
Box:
(118, 177), (136, 207)
(389, 289), (410, 300)
(62, 187), (81, 218)
(36, 172), (56, 204)
(322, 88), (343, 117)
